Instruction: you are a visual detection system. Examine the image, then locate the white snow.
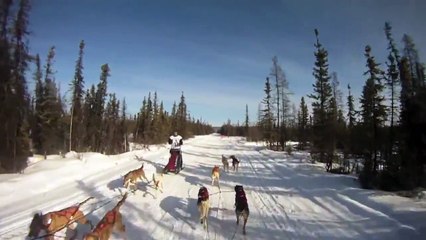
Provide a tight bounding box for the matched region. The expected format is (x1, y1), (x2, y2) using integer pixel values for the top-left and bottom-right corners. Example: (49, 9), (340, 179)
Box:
(0, 134), (425, 240)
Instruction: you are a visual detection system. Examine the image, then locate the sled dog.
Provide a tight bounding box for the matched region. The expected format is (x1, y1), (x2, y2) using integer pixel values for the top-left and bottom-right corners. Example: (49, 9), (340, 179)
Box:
(28, 197), (94, 240)
(152, 172), (164, 193)
(197, 186), (210, 229)
(235, 185), (249, 235)
(123, 163), (149, 190)
(230, 155), (240, 172)
(84, 193), (128, 240)
(221, 154), (229, 172)
(211, 165), (220, 186)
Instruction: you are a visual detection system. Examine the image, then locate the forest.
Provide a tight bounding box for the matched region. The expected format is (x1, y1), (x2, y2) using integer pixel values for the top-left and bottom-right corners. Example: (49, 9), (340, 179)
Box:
(1, 0), (425, 193)
(219, 28), (425, 191)
(0, 0), (213, 173)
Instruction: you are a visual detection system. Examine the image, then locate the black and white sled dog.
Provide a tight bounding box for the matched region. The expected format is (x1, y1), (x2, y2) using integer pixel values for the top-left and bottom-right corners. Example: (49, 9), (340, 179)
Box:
(234, 185), (249, 234)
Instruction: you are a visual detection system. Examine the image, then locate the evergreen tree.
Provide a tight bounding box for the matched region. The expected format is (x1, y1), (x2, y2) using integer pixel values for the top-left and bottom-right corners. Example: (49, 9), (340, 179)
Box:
(346, 84), (356, 128)
(260, 77), (274, 147)
(69, 40), (85, 151)
(346, 84), (357, 155)
(40, 46), (64, 154)
(0, 0), (13, 39)
(399, 35), (426, 189)
(297, 97), (309, 150)
(0, 0), (32, 171)
(383, 23), (400, 174)
(308, 29), (333, 165)
(32, 54), (43, 153)
(245, 104), (249, 137)
(120, 98), (128, 152)
(151, 92), (161, 143)
(83, 85), (96, 150)
(176, 92), (187, 137)
(359, 45), (387, 188)
(104, 93), (119, 154)
(94, 64), (110, 152)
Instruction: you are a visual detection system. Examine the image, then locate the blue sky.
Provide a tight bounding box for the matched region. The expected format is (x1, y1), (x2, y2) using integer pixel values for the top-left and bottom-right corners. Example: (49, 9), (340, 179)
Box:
(27, 0), (426, 126)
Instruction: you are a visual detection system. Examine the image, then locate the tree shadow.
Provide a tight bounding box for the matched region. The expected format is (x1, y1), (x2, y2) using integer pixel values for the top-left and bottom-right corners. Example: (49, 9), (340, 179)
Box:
(159, 196), (197, 230)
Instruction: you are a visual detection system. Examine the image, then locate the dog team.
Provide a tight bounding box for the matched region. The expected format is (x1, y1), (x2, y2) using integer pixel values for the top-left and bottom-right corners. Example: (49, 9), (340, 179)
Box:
(200, 154), (249, 234)
(27, 154), (248, 239)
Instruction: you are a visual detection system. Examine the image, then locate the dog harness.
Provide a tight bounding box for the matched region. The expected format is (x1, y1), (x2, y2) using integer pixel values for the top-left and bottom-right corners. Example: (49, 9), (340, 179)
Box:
(93, 211), (116, 234)
(235, 189), (248, 212)
(44, 206), (79, 229)
(197, 187), (209, 204)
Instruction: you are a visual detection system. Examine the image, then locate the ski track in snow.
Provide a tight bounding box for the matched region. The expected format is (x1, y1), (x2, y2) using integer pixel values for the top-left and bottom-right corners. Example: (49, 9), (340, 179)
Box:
(0, 135), (426, 240)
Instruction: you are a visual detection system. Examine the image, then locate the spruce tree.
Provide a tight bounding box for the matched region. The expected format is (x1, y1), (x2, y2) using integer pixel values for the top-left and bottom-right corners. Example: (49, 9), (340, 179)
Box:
(40, 46), (64, 154)
(69, 40), (85, 151)
(3, 0), (32, 171)
(359, 45), (387, 188)
(120, 98), (128, 152)
(260, 77), (274, 148)
(94, 64), (110, 152)
(383, 23), (400, 174)
(32, 54), (43, 153)
(176, 92), (187, 137)
(399, 35), (426, 189)
(245, 104), (249, 137)
(297, 97), (309, 150)
(308, 29), (333, 165)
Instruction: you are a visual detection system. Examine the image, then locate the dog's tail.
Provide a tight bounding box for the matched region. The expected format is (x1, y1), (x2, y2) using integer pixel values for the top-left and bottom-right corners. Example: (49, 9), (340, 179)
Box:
(77, 196), (94, 208)
(115, 192), (128, 210)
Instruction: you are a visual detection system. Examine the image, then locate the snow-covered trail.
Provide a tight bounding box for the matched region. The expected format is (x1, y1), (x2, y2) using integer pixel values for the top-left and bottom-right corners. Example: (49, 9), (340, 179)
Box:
(0, 134), (425, 240)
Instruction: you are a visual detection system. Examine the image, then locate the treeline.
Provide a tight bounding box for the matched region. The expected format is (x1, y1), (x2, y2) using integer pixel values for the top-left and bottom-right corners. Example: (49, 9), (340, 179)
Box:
(0, 0), (213, 173)
(220, 23), (426, 191)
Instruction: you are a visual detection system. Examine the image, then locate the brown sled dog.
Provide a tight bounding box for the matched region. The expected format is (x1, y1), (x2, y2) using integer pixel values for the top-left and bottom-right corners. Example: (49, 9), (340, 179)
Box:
(211, 165), (220, 187)
(28, 197), (94, 240)
(84, 193), (128, 240)
(123, 163), (149, 190)
(235, 185), (249, 235)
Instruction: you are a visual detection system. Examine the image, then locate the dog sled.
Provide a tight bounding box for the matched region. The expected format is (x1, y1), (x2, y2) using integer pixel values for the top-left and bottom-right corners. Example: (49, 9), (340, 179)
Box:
(163, 149), (183, 174)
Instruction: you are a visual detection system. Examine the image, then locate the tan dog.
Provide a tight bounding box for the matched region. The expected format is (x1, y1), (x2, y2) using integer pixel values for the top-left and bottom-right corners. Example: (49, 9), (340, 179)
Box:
(123, 163), (149, 191)
(152, 172), (164, 193)
(84, 193), (128, 240)
(211, 165), (220, 187)
(221, 155), (229, 172)
(28, 197), (94, 240)
(197, 187), (210, 229)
